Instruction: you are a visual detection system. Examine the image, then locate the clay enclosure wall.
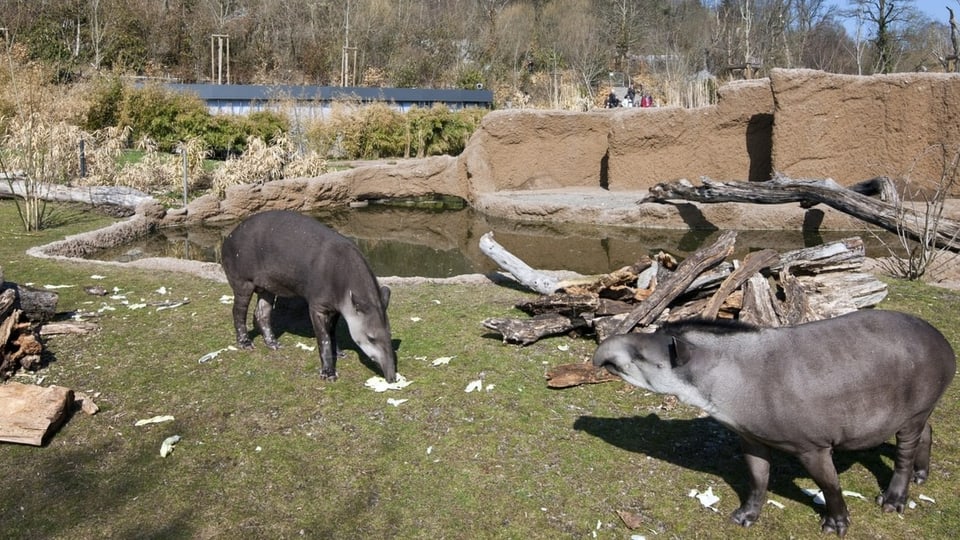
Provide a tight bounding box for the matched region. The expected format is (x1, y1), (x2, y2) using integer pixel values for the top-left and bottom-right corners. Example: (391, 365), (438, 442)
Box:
(461, 68), (960, 197)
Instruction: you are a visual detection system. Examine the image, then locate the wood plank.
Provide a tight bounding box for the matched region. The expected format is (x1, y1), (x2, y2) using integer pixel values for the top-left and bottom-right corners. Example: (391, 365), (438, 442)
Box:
(0, 382), (74, 446)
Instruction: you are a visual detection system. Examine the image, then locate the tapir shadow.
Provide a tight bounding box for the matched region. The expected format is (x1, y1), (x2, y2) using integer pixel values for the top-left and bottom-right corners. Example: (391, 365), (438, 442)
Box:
(254, 297), (401, 376)
(573, 414), (897, 516)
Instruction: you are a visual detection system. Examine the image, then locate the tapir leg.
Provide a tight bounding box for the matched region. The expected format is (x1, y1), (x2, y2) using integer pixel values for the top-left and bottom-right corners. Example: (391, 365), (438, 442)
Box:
(309, 307), (339, 380)
(878, 421), (926, 513)
(912, 423), (933, 484)
(231, 283), (255, 350)
(254, 292), (280, 350)
(731, 438), (771, 528)
(796, 448), (848, 536)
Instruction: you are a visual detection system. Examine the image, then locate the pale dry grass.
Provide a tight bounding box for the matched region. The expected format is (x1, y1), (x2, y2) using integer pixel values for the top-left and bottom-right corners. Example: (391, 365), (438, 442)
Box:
(212, 134), (328, 196)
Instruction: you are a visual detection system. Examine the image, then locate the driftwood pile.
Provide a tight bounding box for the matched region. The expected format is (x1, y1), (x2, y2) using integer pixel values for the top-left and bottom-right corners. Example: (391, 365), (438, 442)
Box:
(0, 266), (102, 445)
(0, 268), (58, 380)
(480, 231), (887, 387)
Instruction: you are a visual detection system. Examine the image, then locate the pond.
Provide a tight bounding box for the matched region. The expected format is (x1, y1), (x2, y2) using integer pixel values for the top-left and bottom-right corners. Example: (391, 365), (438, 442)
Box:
(85, 205), (897, 278)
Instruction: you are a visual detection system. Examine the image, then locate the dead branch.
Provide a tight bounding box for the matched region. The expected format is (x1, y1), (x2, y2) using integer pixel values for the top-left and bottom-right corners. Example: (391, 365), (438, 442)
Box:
(642, 176), (960, 251)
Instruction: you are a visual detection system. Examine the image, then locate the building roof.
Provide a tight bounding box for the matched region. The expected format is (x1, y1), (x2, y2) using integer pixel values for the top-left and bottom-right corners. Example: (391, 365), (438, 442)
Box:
(165, 83), (493, 109)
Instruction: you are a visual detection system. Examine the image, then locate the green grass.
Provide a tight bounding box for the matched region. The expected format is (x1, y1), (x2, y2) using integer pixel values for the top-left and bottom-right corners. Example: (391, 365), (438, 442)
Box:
(1, 200), (959, 539)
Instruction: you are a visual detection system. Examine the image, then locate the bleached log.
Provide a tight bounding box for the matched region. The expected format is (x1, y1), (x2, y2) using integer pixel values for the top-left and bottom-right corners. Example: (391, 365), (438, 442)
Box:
(799, 272), (888, 318)
(772, 237), (865, 274)
(479, 232), (561, 294)
(0, 180), (152, 216)
(39, 320), (100, 336)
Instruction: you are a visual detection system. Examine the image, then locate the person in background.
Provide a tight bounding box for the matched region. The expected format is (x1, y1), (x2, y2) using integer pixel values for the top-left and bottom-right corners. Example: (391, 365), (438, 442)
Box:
(605, 91), (620, 108)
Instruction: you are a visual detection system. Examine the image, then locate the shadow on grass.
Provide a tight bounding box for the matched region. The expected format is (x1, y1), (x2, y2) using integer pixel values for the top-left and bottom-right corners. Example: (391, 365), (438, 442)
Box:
(0, 439), (196, 537)
(574, 414), (897, 517)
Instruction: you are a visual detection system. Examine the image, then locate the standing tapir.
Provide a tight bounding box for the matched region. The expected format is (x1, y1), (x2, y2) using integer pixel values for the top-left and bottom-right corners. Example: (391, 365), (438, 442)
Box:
(221, 210), (397, 383)
(593, 310), (955, 536)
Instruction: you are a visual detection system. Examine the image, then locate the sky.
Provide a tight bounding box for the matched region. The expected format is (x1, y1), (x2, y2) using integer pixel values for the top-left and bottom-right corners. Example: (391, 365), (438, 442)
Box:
(912, 0), (957, 23)
(834, 0), (957, 23)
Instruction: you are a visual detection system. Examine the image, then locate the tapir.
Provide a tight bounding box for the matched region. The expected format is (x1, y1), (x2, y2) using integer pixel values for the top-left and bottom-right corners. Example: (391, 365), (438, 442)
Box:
(593, 310), (955, 536)
(221, 210), (397, 382)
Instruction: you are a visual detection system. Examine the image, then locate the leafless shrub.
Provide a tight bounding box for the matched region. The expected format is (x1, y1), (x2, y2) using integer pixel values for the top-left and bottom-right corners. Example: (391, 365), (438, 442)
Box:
(212, 134), (328, 196)
(0, 113), (86, 230)
(876, 144), (960, 280)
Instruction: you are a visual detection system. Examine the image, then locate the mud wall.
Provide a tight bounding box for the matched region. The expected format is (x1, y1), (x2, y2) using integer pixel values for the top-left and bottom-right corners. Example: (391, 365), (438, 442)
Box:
(460, 68), (960, 196)
(770, 69), (960, 190)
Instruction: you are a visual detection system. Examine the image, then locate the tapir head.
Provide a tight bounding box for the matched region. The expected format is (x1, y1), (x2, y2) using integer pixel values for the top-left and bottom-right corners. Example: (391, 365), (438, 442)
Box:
(593, 332), (693, 396)
(343, 285), (398, 383)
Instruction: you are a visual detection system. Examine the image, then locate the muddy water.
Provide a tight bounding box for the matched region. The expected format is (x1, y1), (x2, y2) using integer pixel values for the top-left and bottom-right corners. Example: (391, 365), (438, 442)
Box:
(85, 206), (894, 278)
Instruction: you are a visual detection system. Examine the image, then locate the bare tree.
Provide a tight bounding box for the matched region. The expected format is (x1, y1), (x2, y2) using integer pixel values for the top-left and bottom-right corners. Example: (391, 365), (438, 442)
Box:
(846, 0), (916, 73)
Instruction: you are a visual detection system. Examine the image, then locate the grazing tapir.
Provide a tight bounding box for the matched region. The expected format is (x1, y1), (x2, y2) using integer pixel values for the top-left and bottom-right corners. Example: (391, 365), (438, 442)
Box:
(593, 310), (955, 536)
(221, 210), (397, 383)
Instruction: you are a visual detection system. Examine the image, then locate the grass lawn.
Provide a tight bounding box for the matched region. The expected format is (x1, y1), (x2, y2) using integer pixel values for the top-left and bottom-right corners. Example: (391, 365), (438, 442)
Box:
(1, 200), (958, 539)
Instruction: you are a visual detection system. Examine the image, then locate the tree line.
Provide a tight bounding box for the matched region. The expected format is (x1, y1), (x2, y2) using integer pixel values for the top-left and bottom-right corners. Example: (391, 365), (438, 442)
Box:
(2, 0), (958, 108)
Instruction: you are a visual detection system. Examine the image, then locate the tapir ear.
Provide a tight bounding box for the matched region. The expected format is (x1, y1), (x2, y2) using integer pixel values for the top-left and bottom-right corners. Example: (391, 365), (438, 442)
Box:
(380, 286), (391, 308)
(349, 290), (362, 311)
(669, 336), (693, 368)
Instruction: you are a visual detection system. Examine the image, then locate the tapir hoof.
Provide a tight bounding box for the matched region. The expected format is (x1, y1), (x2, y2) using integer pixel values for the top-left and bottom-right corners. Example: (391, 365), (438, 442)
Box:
(877, 492), (906, 514)
(729, 508), (758, 528)
(913, 468), (929, 485)
(820, 515), (849, 537)
(264, 340), (280, 351)
(320, 369), (339, 381)
(237, 338), (254, 350)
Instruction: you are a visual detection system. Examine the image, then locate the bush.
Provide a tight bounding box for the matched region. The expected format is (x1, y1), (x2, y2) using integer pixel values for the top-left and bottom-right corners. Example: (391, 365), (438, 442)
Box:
(118, 85), (210, 153)
(305, 102), (486, 160)
(83, 77), (125, 132)
(117, 85), (290, 158)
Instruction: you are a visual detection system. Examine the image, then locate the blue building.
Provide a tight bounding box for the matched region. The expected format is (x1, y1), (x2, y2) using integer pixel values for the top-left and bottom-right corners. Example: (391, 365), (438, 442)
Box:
(165, 84), (494, 117)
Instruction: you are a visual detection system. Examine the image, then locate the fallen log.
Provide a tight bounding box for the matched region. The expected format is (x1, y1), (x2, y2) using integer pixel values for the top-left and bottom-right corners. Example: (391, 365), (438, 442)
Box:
(0, 283), (59, 323)
(483, 313), (588, 345)
(739, 274), (780, 326)
(0, 179), (152, 217)
(642, 176), (960, 251)
(701, 249), (779, 319)
(772, 237), (866, 274)
(480, 230), (887, 349)
(39, 320), (100, 336)
(614, 230), (737, 334)
(545, 362), (621, 388)
(479, 232), (561, 294)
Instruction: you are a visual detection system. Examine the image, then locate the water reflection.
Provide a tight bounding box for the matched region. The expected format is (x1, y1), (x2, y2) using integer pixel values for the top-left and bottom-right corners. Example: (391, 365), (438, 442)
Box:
(87, 206), (894, 278)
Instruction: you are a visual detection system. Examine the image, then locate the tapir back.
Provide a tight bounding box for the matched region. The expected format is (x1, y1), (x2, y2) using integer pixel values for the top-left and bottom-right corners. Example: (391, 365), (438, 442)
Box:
(221, 210), (381, 308)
